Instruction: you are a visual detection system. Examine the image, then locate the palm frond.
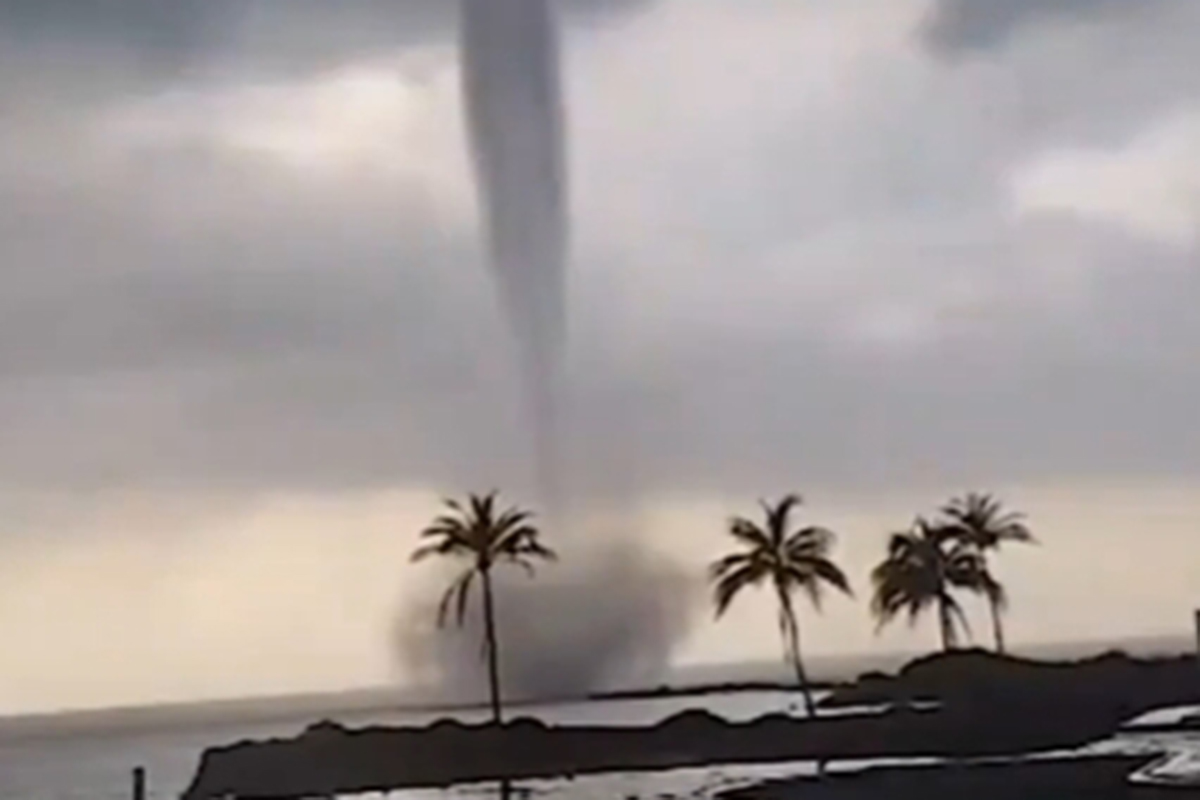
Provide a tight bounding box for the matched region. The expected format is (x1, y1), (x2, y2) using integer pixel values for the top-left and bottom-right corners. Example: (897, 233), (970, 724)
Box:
(871, 517), (969, 639)
(414, 491), (555, 636)
(419, 516), (470, 538)
(410, 536), (471, 563)
(436, 568), (477, 628)
(494, 506), (534, 535)
(712, 563), (764, 618)
(885, 526), (922, 558)
(806, 556), (853, 597)
(872, 576), (925, 630)
(977, 567), (1008, 610)
(469, 492), (488, 516)
(798, 575), (824, 611)
(492, 524), (543, 555)
(940, 492), (1035, 549)
(905, 597), (933, 627)
(728, 517), (772, 550)
(709, 552), (755, 581)
(945, 543), (991, 592)
(498, 539), (557, 576)
(784, 525), (835, 560)
(872, 551), (933, 631)
(762, 494), (802, 546)
(469, 492), (496, 526)
(512, 536), (557, 561)
(498, 553), (537, 577)
(943, 591), (972, 642)
(713, 493), (846, 631)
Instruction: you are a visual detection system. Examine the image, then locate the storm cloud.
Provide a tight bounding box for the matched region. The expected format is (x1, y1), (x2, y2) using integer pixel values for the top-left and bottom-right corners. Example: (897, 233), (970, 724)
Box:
(1, 0), (1200, 709)
(0, 0), (1195, 499)
(919, 0), (1176, 53)
(0, 0), (651, 70)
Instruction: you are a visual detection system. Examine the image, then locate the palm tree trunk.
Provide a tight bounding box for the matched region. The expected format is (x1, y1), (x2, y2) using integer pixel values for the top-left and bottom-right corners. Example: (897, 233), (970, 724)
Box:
(989, 595), (1006, 654)
(480, 567), (504, 726)
(938, 595), (954, 652)
(778, 588), (826, 779)
(776, 586), (816, 718)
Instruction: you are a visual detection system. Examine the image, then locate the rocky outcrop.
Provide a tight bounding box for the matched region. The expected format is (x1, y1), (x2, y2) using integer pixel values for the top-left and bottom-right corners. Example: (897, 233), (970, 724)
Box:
(821, 649), (1199, 720)
(182, 650), (1200, 800)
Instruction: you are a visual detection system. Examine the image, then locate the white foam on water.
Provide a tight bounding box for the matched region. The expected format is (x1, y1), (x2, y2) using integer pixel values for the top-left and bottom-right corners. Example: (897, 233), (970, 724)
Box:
(1124, 705), (1200, 729)
(1130, 749), (1200, 786)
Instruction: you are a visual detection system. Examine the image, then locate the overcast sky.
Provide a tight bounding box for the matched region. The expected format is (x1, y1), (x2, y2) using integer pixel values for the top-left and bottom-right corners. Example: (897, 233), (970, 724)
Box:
(1, 0), (1199, 713)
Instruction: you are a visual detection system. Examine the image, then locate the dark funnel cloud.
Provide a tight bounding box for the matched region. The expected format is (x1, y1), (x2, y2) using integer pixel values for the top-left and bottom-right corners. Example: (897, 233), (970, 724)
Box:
(460, 0), (567, 504)
(394, 0), (694, 698)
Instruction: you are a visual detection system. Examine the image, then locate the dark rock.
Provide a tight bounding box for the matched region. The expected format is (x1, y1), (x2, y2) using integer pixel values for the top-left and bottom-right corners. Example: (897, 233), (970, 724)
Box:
(182, 650), (1200, 800)
(822, 648), (1200, 715)
(301, 720), (347, 738)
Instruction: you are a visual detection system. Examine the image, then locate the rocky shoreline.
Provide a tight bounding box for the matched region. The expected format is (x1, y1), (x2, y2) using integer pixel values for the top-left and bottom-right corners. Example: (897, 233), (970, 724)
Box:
(182, 650), (1200, 800)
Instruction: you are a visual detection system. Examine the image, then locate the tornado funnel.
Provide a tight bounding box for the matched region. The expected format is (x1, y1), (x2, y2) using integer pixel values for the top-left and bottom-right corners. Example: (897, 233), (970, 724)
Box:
(460, 0), (568, 509)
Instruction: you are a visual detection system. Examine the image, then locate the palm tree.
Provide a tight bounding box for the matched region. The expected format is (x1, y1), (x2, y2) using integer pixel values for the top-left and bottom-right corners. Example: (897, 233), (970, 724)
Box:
(710, 494), (852, 717)
(411, 491), (556, 725)
(938, 492), (1033, 654)
(870, 517), (991, 652)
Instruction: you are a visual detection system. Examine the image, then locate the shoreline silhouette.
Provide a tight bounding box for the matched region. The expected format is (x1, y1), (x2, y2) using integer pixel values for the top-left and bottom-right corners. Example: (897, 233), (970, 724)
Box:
(181, 649), (1200, 799)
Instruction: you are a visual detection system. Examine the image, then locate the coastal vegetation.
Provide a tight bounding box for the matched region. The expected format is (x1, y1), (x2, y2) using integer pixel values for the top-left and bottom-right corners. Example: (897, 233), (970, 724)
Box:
(410, 491), (556, 725)
(413, 489), (1032, 711)
(869, 516), (990, 651)
(708, 494), (852, 717)
(937, 492), (1034, 654)
(869, 494), (1032, 653)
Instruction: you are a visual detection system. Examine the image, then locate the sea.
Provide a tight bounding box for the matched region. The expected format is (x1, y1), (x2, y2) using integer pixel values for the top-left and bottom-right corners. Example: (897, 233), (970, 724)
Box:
(3, 637), (1195, 800)
(0, 689), (839, 800)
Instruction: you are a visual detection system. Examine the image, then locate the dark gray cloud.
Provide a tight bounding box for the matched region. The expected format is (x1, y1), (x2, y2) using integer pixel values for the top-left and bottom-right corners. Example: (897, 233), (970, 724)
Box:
(0, 0), (651, 78)
(0, 0), (1196, 505)
(0, 166), (518, 493)
(921, 0), (1173, 54)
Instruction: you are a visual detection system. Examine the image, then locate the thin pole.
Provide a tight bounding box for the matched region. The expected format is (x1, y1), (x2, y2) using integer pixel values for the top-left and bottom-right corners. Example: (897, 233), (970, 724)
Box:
(132, 766), (146, 800)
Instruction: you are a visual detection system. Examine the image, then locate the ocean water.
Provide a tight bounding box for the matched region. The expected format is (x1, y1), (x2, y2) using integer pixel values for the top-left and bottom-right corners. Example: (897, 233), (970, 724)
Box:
(0, 690), (828, 800)
(8, 695), (1200, 800)
(6, 638), (1195, 800)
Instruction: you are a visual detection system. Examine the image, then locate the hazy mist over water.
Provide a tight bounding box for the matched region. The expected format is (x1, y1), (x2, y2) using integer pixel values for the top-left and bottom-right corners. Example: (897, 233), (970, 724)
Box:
(397, 543), (697, 699)
(4, 633), (1191, 738)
